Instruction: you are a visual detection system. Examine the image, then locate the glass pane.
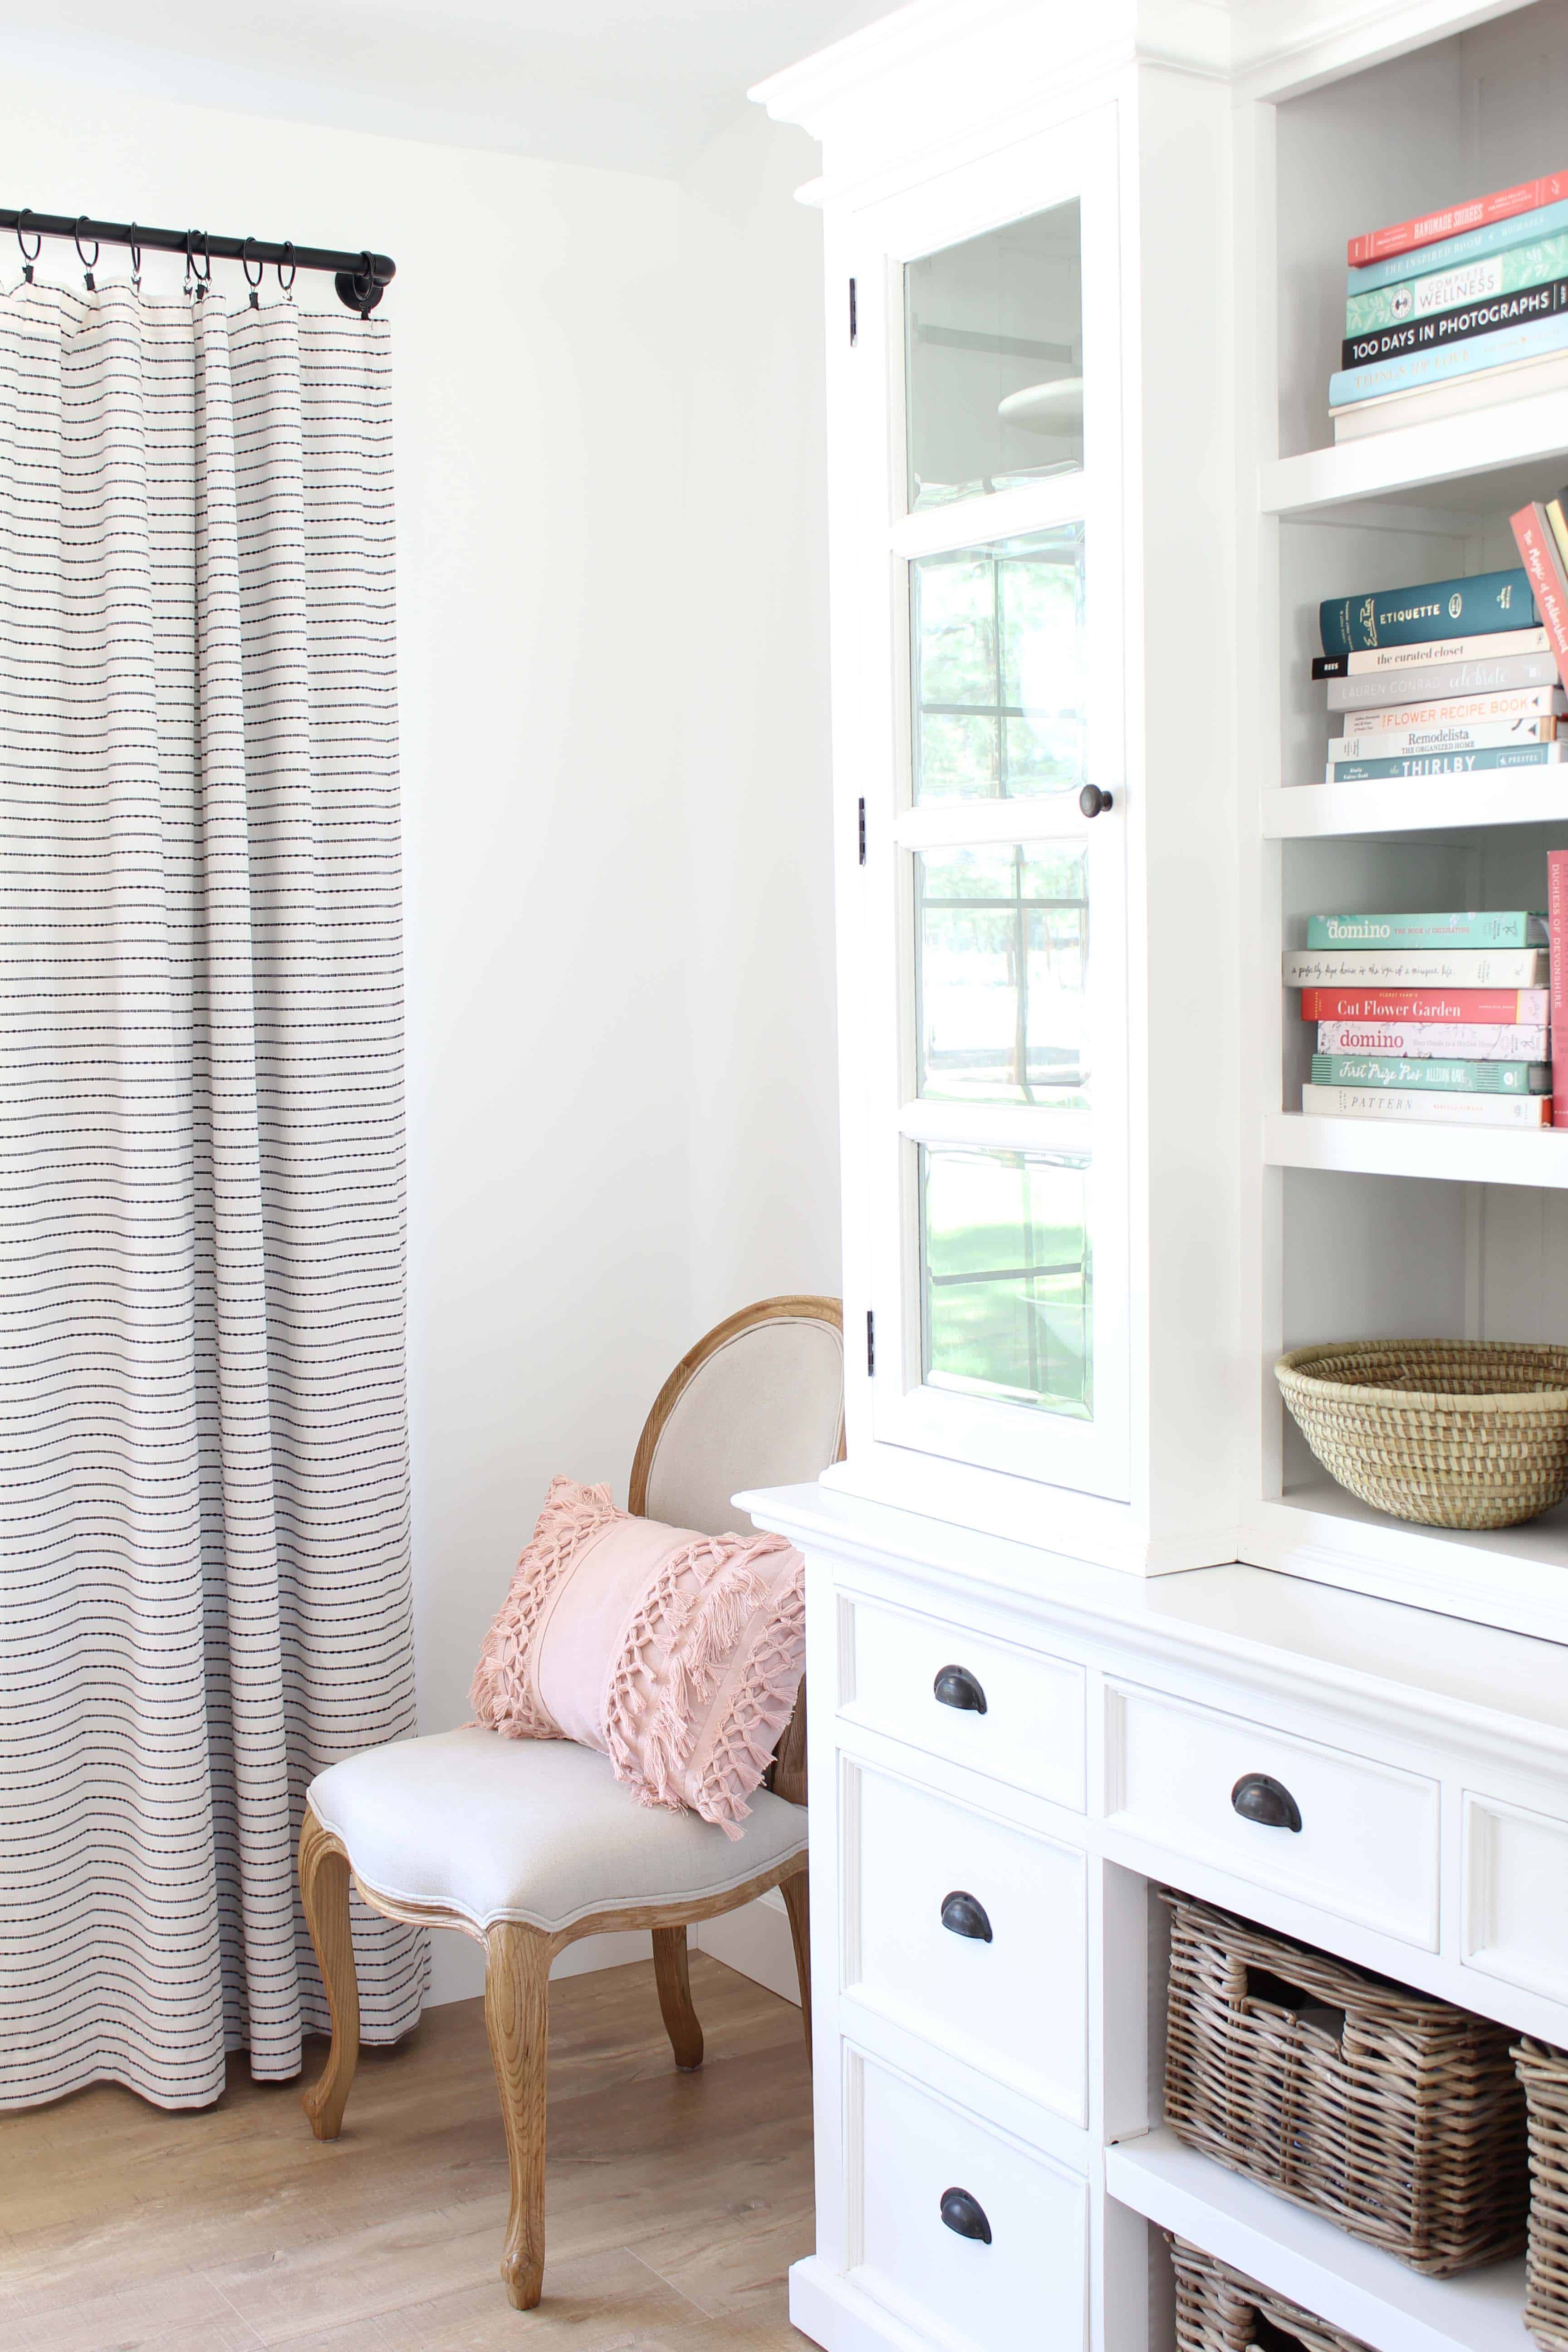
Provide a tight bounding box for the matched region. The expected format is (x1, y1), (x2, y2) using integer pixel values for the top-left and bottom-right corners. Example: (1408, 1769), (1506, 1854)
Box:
(910, 527), (1085, 803)
(906, 199), (1083, 511)
(916, 845), (1090, 1106)
(921, 1147), (1091, 1417)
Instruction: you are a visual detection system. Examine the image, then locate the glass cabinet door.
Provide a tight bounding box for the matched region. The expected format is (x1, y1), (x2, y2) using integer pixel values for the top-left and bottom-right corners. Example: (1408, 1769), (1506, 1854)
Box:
(905, 201), (1083, 509)
(861, 116), (1130, 1504)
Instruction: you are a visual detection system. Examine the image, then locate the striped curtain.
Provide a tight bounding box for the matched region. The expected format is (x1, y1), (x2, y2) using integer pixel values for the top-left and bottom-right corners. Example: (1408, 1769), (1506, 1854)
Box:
(0, 283), (427, 2109)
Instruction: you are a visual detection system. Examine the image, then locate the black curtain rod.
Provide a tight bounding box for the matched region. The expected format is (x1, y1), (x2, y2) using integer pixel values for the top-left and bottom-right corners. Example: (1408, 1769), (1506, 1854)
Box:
(0, 209), (395, 313)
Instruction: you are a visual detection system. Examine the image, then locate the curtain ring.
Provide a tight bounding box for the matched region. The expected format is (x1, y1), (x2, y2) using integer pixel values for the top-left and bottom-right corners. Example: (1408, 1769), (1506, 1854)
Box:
(127, 222), (142, 294)
(241, 236), (264, 309)
(335, 248), (387, 319)
(277, 240), (297, 297)
(74, 216), (99, 292)
(16, 207), (40, 284)
(185, 228), (211, 299)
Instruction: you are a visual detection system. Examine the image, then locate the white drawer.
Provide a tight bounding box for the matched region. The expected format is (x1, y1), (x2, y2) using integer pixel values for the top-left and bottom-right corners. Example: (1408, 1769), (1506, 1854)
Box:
(847, 1759), (1087, 2125)
(851, 2048), (1087, 2352)
(842, 1595), (1085, 1810)
(1463, 1790), (1568, 2007)
(1105, 1681), (1440, 1948)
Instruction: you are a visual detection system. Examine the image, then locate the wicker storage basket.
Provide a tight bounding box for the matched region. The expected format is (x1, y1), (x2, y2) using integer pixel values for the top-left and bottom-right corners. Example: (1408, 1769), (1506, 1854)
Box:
(1514, 2038), (1568, 2349)
(1170, 2236), (1372, 2352)
(1274, 1340), (1568, 1530)
(1163, 1894), (1528, 2274)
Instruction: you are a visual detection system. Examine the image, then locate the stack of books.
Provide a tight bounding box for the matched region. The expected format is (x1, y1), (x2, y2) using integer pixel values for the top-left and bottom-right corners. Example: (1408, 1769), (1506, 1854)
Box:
(1285, 912), (1553, 1129)
(1313, 564), (1563, 783)
(1333, 168), (1568, 441)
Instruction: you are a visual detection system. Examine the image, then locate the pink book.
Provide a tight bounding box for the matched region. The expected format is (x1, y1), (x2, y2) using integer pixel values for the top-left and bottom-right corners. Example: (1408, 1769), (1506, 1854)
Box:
(1349, 172), (1568, 267)
(1510, 505), (1568, 693)
(1551, 852), (1568, 1128)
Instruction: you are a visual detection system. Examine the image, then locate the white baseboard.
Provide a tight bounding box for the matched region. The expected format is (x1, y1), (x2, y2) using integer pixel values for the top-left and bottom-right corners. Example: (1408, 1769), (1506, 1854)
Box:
(694, 1888), (800, 2005)
(790, 2257), (930, 2351)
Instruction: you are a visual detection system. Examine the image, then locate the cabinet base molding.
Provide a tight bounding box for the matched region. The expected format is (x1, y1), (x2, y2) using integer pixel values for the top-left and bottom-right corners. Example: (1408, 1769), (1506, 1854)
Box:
(789, 2257), (940, 2352)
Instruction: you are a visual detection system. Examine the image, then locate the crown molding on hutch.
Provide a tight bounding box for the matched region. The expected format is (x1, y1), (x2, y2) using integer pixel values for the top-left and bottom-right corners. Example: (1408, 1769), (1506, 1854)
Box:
(751, 0), (1541, 204)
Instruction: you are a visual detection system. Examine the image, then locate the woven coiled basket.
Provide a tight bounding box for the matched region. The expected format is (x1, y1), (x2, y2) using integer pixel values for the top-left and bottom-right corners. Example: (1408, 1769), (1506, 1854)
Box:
(1274, 1339), (1568, 1530)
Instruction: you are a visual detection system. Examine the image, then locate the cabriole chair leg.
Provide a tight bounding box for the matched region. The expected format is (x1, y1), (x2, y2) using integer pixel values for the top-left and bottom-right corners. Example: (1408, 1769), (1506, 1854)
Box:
(652, 1925), (704, 2071)
(485, 1922), (551, 2310)
(299, 1808), (361, 2140)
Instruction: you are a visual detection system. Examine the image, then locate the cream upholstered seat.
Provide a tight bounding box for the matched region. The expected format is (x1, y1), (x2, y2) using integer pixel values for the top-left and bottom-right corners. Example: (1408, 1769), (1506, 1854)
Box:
(308, 1726), (810, 1936)
(297, 1296), (842, 2315)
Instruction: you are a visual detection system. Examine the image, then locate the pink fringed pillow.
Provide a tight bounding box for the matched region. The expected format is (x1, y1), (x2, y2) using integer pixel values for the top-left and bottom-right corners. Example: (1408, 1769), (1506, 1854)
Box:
(470, 1477), (805, 1838)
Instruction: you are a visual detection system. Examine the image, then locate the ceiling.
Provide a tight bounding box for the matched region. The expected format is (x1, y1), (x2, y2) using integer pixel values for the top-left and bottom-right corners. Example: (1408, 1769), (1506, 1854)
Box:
(0, 0), (894, 178)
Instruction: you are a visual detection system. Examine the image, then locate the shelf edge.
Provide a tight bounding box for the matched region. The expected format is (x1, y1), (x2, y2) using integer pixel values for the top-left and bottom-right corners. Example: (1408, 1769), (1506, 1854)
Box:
(1263, 1112), (1568, 1190)
(1260, 390), (1568, 519)
(1106, 2131), (1528, 2352)
(1263, 779), (1568, 839)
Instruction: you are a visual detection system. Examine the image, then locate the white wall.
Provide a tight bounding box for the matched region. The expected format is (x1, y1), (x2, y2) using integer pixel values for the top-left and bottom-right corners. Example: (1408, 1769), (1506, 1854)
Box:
(0, 77), (838, 2002)
(677, 113), (840, 1332)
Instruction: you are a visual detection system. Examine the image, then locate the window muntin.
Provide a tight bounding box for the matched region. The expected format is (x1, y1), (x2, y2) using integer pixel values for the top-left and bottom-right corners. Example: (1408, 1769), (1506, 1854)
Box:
(915, 844), (1090, 1107)
(910, 527), (1086, 804)
(905, 199), (1083, 512)
(919, 1146), (1091, 1417)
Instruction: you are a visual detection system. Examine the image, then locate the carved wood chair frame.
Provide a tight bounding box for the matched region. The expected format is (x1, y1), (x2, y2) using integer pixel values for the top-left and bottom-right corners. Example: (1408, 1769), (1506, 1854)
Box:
(297, 1294), (841, 2311)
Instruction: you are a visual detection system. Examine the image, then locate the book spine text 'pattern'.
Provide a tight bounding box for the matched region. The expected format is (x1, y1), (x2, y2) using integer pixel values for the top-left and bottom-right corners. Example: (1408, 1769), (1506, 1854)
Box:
(1301, 1083), (1551, 1126)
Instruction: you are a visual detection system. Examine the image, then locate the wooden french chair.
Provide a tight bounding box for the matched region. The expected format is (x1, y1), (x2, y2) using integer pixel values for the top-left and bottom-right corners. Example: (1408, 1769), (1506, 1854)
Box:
(296, 1296), (842, 2312)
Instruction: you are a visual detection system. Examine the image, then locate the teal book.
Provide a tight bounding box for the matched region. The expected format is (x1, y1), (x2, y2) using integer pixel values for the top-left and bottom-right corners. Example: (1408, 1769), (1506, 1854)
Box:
(1329, 309), (1568, 407)
(1347, 198), (1568, 295)
(1311, 1054), (1552, 1093)
(1306, 911), (1547, 949)
(1345, 230), (1568, 336)
(1320, 567), (1536, 656)
(1330, 743), (1562, 780)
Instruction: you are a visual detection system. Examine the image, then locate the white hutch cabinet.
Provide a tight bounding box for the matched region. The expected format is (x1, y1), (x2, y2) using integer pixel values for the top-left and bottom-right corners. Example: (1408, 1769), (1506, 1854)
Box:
(757, 0), (1240, 1577)
(748, 2), (1568, 2350)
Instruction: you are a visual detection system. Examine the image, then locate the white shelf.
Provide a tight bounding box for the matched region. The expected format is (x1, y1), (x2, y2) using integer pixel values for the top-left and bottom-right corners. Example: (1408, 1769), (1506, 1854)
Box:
(1264, 776), (1568, 840)
(1106, 2128), (1530, 2352)
(1241, 1479), (1568, 1648)
(1264, 1111), (1568, 1190)
(1261, 390), (1568, 523)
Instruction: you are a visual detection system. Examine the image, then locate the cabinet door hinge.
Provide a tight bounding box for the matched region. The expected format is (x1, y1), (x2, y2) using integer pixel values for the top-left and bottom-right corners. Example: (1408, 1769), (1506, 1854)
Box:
(848, 276), (858, 346)
(866, 1309), (875, 1377)
(858, 797), (866, 865)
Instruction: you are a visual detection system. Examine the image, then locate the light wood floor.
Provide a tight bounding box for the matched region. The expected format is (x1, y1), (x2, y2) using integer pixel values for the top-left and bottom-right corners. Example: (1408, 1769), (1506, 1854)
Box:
(0, 1952), (815, 2350)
